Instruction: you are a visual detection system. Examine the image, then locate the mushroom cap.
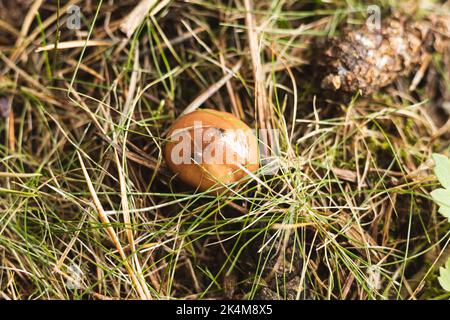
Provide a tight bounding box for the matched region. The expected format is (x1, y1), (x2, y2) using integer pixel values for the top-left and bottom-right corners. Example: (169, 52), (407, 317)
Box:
(164, 109), (259, 192)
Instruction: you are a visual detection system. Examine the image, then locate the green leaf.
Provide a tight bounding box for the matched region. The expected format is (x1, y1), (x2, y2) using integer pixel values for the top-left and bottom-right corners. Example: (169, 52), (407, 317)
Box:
(430, 188), (450, 208)
(439, 206), (450, 222)
(433, 153), (450, 190)
(438, 258), (450, 292)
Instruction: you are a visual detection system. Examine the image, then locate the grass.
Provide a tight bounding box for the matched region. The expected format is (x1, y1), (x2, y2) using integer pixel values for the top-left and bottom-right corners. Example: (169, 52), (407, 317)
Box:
(0, 0), (450, 300)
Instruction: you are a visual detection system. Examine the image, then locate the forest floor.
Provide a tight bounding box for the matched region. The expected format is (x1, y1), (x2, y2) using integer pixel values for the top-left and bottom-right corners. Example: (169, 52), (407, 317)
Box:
(0, 0), (450, 300)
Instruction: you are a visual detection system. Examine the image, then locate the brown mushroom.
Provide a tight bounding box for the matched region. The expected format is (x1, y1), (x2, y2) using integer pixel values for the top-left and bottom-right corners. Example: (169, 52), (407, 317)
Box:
(164, 109), (259, 192)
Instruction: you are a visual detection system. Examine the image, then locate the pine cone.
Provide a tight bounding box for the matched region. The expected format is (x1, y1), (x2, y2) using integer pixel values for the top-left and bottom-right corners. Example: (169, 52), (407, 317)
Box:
(316, 14), (449, 95)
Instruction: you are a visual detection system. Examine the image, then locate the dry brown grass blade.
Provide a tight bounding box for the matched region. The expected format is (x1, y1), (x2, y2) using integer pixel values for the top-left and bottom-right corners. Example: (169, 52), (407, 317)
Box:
(16, 0), (44, 48)
(244, 0), (271, 151)
(54, 215), (87, 271)
(0, 19), (19, 37)
(35, 40), (114, 53)
(63, 59), (106, 81)
(120, 46), (140, 125)
(218, 42), (244, 118)
(8, 109), (15, 153)
(119, 0), (169, 38)
(336, 213), (382, 263)
(114, 150), (153, 299)
(409, 53), (433, 91)
(0, 172), (41, 178)
(9, 0), (81, 62)
(77, 151), (150, 300)
(181, 60), (243, 115)
(0, 53), (47, 92)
